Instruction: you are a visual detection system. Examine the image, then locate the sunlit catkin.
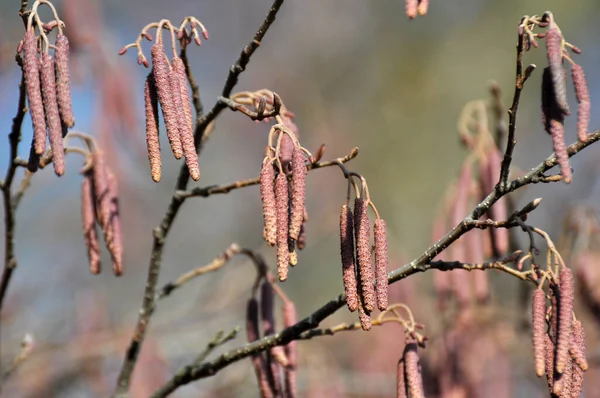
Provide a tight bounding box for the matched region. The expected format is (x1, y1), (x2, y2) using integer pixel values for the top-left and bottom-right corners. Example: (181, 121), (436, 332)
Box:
(289, 147), (306, 241)
(40, 53), (65, 176)
(81, 174), (101, 274)
(275, 173), (290, 281)
(144, 72), (161, 182)
(260, 159), (277, 246)
(545, 25), (570, 115)
(340, 205), (358, 312)
(55, 34), (75, 128)
(354, 198), (375, 312)
(374, 219), (388, 311)
(556, 267), (574, 374)
(403, 337), (425, 398)
(23, 28), (47, 155)
(532, 288), (547, 377)
(571, 64), (590, 143)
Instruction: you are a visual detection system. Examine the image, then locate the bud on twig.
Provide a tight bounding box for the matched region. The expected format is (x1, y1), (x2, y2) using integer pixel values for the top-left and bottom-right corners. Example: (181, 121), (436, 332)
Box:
(556, 268), (574, 374)
(144, 72), (162, 182)
(81, 174), (101, 274)
(532, 289), (546, 377)
(40, 53), (65, 176)
(55, 34), (75, 128)
(340, 205), (358, 312)
(354, 198), (375, 312)
(289, 148), (306, 241)
(260, 160), (277, 246)
(374, 219), (388, 311)
(23, 28), (47, 155)
(275, 173), (290, 281)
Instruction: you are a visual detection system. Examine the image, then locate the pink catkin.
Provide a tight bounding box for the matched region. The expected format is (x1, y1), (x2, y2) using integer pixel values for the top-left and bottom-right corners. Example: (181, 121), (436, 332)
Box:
(171, 57), (193, 138)
(549, 118), (572, 184)
(81, 174), (101, 274)
(289, 148), (306, 241)
(275, 173), (289, 281)
(570, 321), (586, 396)
(283, 301), (297, 398)
(151, 44), (182, 159)
(405, 0), (418, 19)
(397, 359), (407, 398)
(451, 163), (473, 307)
(545, 334), (555, 390)
(340, 205), (358, 312)
(144, 72), (161, 182)
(556, 268), (574, 374)
(246, 298), (274, 398)
(40, 53), (65, 176)
(417, 0), (429, 16)
(23, 29), (47, 155)
(545, 25), (570, 115)
(571, 64), (590, 143)
(354, 198), (375, 312)
(260, 282), (282, 396)
(54, 34), (75, 128)
(403, 337), (425, 398)
(260, 160), (277, 246)
(374, 219), (388, 311)
(105, 170), (123, 276)
(357, 297), (371, 331)
(532, 289), (547, 377)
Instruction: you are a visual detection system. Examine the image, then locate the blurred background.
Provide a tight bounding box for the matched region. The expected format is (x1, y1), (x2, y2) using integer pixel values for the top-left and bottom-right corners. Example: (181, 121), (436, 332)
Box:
(1, 0), (600, 396)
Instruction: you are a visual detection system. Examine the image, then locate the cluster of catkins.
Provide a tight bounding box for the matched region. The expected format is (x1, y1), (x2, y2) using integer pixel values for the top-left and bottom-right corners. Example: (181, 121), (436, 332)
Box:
(259, 129), (308, 282)
(537, 13), (590, 183)
(246, 278), (298, 398)
(405, 0), (428, 19)
(396, 335), (426, 398)
(80, 149), (123, 276)
(531, 267), (587, 396)
(340, 189), (389, 330)
(19, 4), (75, 176)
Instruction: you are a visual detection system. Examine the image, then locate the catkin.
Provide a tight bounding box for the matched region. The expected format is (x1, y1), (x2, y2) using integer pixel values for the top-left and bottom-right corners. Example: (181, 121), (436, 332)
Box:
(354, 198), (375, 312)
(246, 298), (273, 398)
(40, 53), (65, 176)
(545, 333), (555, 390)
(405, 0), (418, 19)
(283, 301), (297, 398)
(549, 117), (571, 184)
(151, 44), (182, 159)
(260, 160), (277, 246)
(106, 170), (123, 276)
(570, 319), (588, 371)
(556, 268), (574, 374)
(144, 72), (161, 182)
(171, 57), (193, 138)
(374, 219), (388, 311)
(260, 281), (282, 396)
(357, 296), (371, 331)
(532, 289), (547, 377)
(545, 25), (570, 115)
(417, 0), (429, 16)
(81, 174), (101, 274)
(92, 150), (110, 232)
(340, 205), (358, 312)
(54, 34), (75, 128)
(396, 359), (407, 398)
(403, 337), (425, 398)
(552, 357), (573, 396)
(289, 147), (306, 241)
(23, 28), (47, 155)
(275, 173), (290, 281)
(571, 64), (590, 143)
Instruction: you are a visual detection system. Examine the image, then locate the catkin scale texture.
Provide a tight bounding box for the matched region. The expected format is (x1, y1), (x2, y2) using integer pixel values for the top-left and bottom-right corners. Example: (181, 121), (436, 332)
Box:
(23, 29), (47, 155)
(340, 205), (358, 312)
(40, 53), (65, 176)
(171, 57), (193, 137)
(144, 72), (161, 182)
(283, 301), (297, 398)
(354, 198), (375, 312)
(55, 34), (75, 128)
(81, 174), (101, 274)
(405, 0), (418, 19)
(374, 219), (388, 311)
(404, 339), (425, 398)
(289, 148), (306, 241)
(532, 289), (547, 377)
(260, 161), (277, 246)
(275, 173), (289, 281)
(556, 268), (574, 374)
(545, 26), (570, 115)
(571, 64), (590, 142)
(106, 170), (123, 276)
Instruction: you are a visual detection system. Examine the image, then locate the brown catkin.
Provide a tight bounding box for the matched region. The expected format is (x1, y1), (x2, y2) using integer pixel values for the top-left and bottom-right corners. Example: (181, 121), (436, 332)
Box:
(144, 72), (161, 182)
(246, 298), (273, 398)
(260, 281), (282, 396)
(23, 28), (47, 155)
(260, 160), (277, 246)
(570, 319), (588, 371)
(556, 268), (574, 374)
(532, 289), (547, 377)
(105, 170), (123, 276)
(340, 205), (358, 312)
(283, 301), (297, 398)
(553, 357), (573, 396)
(396, 359), (407, 398)
(545, 26), (570, 115)
(485, 147), (509, 254)
(405, 0), (418, 19)
(151, 44), (182, 159)
(81, 174), (101, 274)
(571, 64), (590, 143)
(54, 34), (75, 128)
(289, 147), (306, 241)
(40, 53), (65, 176)
(374, 219), (388, 311)
(275, 173), (290, 281)
(354, 198), (375, 312)
(403, 337), (425, 398)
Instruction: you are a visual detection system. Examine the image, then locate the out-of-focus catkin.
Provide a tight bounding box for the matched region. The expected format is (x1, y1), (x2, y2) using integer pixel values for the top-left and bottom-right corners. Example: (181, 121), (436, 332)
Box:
(260, 160), (277, 246)
(417, 0), (429, 16)
(283, 301), (297, 398)
(275, 173), (289, 281)
(92, 150), (110, 231)
(556, 267), (574, 374)
(289, 147), (306, 241)
(246, 298), (273, 398)
(55, 34), (75, 128)
(81, 174), (101, 274)
(403, 337), (425, 398)
(106, 170), (123, 276)
(354, 198), (375, 312)
(40, 53), (65, 176)
(571, 64), (590, 143)
(570, 319), (587, 371)
(340, 204), (358, 312)
(144, 72), (161, 182)
(532, 289), (547, 377)
(374, 218), (388, 311)
(545, 25), (570, 115)
(23, 28), (47, 155)
(405, 0), (418, 19)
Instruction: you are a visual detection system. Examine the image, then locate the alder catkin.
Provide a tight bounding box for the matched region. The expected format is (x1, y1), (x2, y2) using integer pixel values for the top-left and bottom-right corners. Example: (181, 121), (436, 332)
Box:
(548, 117), (572, 184)
(417, 0), (429, 16)
(144, 72), (161, 182)
(106, 170), (123, 276)
(357, 297), (371, 331)
(545, 333), (555, 390)
(260, 281), (282, 396)
(23, 28), (47, 155)
(556, 267), (574, 374)
(354, 198), (375, 312)
(570, 319), (588, 371)
(289, 147), (306, 241)
(54, 34), (75, 128)
(92, 150), (110, 232)
(246, 298), (274, 398)
(405, 0), (418, 19)
(275, 173), (290, 281)
(571, 64), (590, 143)
(283, 301), (297, 398)
(545, 25), (570, 115)
(532, 289), (547, 377)
(396, 359), (407, 398)
(260, 160), (277, 246)
(374, 218), (388, 311)
(403, 337), (425, 398)
(151, 44), (182, 159)
(485, 147), (509, 254)
(171, 57), (193, 138)
(81, 174), (101, 274)
(340, 205), (358, 312)
(40, 53), (65, 176)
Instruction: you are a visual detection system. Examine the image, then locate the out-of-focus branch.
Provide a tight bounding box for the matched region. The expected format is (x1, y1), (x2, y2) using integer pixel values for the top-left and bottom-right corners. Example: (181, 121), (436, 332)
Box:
(0, 334), (34, 392)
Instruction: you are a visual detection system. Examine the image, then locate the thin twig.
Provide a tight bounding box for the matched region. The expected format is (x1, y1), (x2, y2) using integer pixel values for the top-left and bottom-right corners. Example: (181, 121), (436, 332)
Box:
(0, 333), (34, 391)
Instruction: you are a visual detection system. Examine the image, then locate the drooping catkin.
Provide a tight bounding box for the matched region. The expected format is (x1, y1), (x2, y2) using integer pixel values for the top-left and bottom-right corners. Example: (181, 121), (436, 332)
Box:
(556, 267), (574, 374)
(571, 64), (590, 143)
(40, 53), (65, 176)
(549, 116), (571, 184)
(289, 147), (306, 241)
(485, 146), (509, 254)
(545, 25), (570, 115)
(151, 44), (182, 159)
(396, 359), (407, 398)
(552, 357), (573, 396)
(550, 284), (559, 344)
(354, 198), (375, 312)
(417, 0), (429, 16)
(545, 333), (555, 390)
(405, 0), (418, 19)
(106, 170), (123, 276)
(81, 174), (101, 274)
(357, 295), (371, 331)
(570, 319), (588, 371)
(92, 150), (110, 231)
(23, 28), (47, 155)
(246, 298), (273, 398)
(54, 34), (75, 128)
(144, 72), (161, 182)
(340, 204), (358, 312)
(403, 337), (425, 398)
(283, 301), (297, 398)
(260, 281), (282, 396)
(260, 160), (277, 246)
(275, 173), (290, 281)
(532, 289), (547, 377)
(374, 219), (388, 311)
(171, 57), (193, 138)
